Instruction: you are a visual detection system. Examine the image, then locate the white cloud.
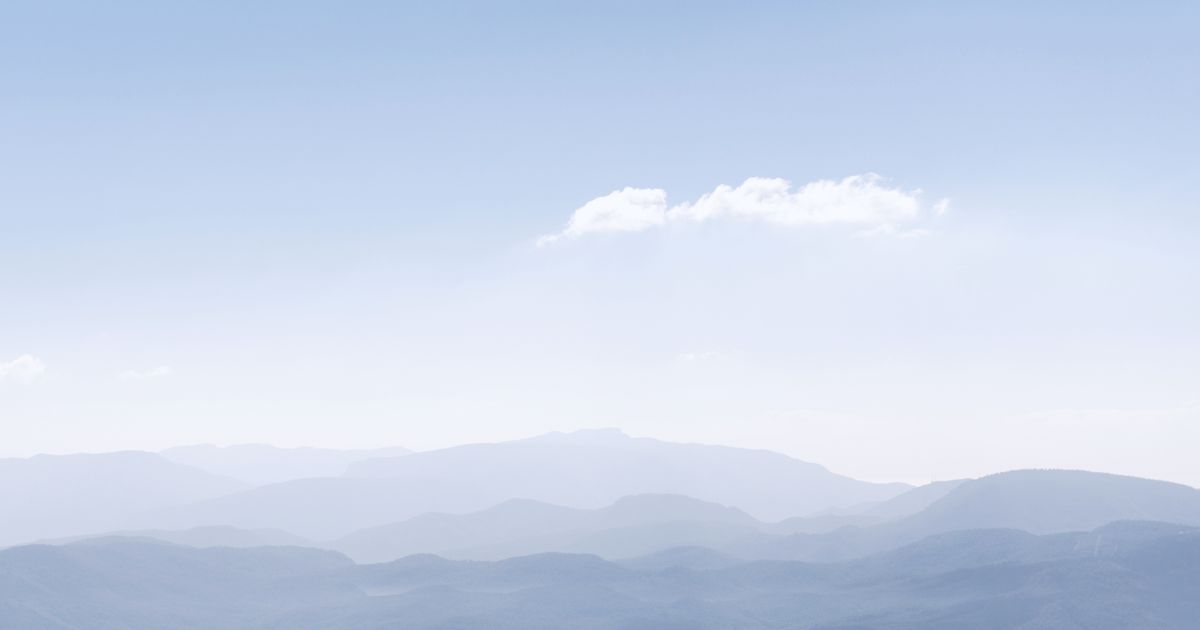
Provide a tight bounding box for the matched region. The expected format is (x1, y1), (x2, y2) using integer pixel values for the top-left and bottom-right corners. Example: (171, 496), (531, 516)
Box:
(540, 174), (945, 244)
(537, 187), (668, 245)
(0, 355), (46, 385)
(119, 366), (174, 381)
(669, 174), (921, 227)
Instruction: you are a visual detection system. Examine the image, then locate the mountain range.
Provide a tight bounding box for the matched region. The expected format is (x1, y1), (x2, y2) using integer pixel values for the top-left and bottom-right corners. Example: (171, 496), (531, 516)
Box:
(332, 493), (763, 562)
(732, 469), (1200, 563)
(4, 521), (1198, 629)
(160, 443), (412, 485)
(0, 452), (245, 547)
(329, 469), (1200, 564)
(5, 430), (1200, 628)
(7, 432), (1200, 566)
(140, 429), (910, 540)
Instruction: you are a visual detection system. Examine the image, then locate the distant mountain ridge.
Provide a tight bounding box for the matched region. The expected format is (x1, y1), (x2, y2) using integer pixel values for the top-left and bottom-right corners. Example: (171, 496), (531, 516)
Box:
(161, 443), (411, 485)
(333, 469), (1200, 564)
(902, 469), (1200, 534)
(4, 522), (1199, 629)
(342, 428), (911, 521)
(7, 435), (1200, 569)
(35, 526), (310, 549)
(141, 429), (910, 539)
(736, 469), (1200, 562)
(6, 440), (1200, 629)
(0, 451), (246, 548)
(332, 493), (765, 563)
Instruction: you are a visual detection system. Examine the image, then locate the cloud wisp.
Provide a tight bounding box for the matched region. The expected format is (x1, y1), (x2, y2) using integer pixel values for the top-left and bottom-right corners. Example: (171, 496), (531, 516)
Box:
(539, 174), (947, 245)
(0, 355), (46, 385)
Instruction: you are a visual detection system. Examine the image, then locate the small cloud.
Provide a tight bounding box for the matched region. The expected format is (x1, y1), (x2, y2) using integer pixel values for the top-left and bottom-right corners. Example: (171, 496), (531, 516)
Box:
(0, 355), (46, 385)
(540, 174), (942, 244)
(119, 366), (174, 381)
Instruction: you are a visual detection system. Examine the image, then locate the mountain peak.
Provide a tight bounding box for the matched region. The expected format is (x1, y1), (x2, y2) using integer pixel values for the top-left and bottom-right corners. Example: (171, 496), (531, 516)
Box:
(527, 428), (633, 445)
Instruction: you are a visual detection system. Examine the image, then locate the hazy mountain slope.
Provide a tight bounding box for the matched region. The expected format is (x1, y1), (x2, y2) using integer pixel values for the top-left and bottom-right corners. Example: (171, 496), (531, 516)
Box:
(343, 428), (910, 521)
(900, 469), (1200, 535)
(36, 525), (309, 549)
(551, 519), (767, 561)
(766, 479), (967, 535)
(333, 498), (584, 562)
(861, 478), (968, 519)
(695, 523), (1200, 629)
(150, 430), (907, 539)
(333, 494), (764, 563)
(763, 480), (969, 532)
(766, 512), (883, 535)
(4, 525), (1199, 629)
(0, 452), (246, 548)
(146, 476), (502, 540)
(0, 539), (355, 630)
(741, 470), (1200, 562)
(616, 545), (742, 571)
(161, 443), (411, 485)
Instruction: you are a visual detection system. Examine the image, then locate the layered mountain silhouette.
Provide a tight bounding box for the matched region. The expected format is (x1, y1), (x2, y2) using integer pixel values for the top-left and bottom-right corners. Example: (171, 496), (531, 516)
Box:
(330, 469), (1200, 564)
(36, 526), (310, 549)
(6, 431), (1200, 629)
(332, 494), (766, 562)
(0, 539), (356, 630)
(737, 469), (1200, 562)
(143, 429), (909, 539)
(342, 429), (911, 520)
(899, 469), (1200, 534)
(9, 434), (1200, 569)
(0, 452), (245, 548)
(161, 444), (411, 485)
(4, 522), (1198, 629)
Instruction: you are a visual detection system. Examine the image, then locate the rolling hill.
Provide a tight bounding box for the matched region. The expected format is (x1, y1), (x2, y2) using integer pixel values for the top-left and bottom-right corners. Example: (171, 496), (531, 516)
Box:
(740, 469), (1200, 562)
(0, 452), (246, 548)
(4, 523), (1199, 629)
(332, 493), (765, 562)
(342, 428), (910, 520)
(146, 429), (909, 539)
(35, 525), (310, 549)
(160, 443), (411, 486)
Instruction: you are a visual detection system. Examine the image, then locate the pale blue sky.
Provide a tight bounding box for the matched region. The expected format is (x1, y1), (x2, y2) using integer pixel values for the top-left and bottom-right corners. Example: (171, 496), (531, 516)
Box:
(2, 1), (1198, 484)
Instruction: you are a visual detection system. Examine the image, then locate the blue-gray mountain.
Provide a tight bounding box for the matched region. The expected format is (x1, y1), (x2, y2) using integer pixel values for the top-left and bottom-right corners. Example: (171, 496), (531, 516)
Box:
(329, 469), (1200, 564)
(332, 494), (765, 562)
(144, 429), (910, 539)
(160, 443), (412, 486)
(734, 469), (1200, 562)
(6, 434), (1200, 629)
(35, 526), (309, 549)
(0, 452), (245, 547)
(3, 522), (1197, 629)
(0, 431), (899, 547)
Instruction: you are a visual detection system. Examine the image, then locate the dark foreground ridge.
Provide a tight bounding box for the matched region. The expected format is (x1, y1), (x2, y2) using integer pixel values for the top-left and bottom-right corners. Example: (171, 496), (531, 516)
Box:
(2, 521), (1198, 630)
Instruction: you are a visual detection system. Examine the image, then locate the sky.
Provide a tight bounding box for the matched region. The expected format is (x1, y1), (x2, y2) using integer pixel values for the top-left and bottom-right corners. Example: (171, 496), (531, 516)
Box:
(1, 1), (1198, 485)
